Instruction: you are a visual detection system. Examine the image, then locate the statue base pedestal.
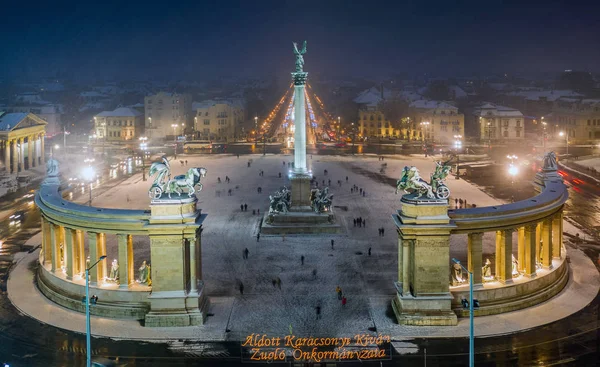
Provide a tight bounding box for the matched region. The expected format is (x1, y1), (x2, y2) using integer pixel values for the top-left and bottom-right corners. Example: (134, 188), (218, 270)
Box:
(392, 288), (457, 326)
(260, 209), (341, 235)
(145, 286), (209, 327)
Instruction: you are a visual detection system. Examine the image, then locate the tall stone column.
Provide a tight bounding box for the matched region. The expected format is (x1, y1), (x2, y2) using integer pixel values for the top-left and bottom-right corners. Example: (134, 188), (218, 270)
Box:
(41, 217), (52, 265)
(495, 230), (502, 277)
(117, 234), (134, 289)
(27, 136), (33, 169)
(523, 224), (537, 278)
(71, 229), (81, 275)
(187, 236), (198, 292)
(552, 213), (562, 259)
(290, 70), (311, 209)
(40, 134), (45, 164)
(64, 228), (74, 279)
(497, 230), (514, 284)
(4, 140), (9, 173)
(542, 218), (553, 268)
(32, 135), (37, 167)
(467, 232), (483, 286)
(535, 222), (542, 265)
(97, 233), (107, 280)
(11, 139), (17, 174)
(397, 236), (403, 283)
(517, 227), (525, 272)
(18, 138), (24, 172)
(50, 224), (59, 272)
(402, 239), (412, 294)
(88, 232), (98, 285)
(77, 230), (85, 276)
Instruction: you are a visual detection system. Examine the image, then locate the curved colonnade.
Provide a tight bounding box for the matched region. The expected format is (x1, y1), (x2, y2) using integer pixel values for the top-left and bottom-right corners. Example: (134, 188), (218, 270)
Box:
(36, 166), (569, 327)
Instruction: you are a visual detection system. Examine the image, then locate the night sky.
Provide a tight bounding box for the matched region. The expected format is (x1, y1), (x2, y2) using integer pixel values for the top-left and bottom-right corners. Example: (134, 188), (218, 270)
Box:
(2, 0), (600, 81)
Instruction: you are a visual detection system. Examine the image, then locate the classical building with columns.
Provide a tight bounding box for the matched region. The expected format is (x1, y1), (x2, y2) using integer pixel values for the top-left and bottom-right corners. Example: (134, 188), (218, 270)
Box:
(35, 160), (208, 326)
(392, 156), (567, 325)
(0, 112), (46, 174)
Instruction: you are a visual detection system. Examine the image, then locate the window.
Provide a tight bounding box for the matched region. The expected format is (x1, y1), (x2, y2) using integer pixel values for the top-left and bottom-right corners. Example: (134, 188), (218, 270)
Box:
(504, 120), (509, 127)
(204, 119), (210, 125)
(370, 115), (374, 121)
(440, 126), (447, 132)
(588, 119), (591, 126)
(203, 128), (209, 134)
(503, 130), (508, 138)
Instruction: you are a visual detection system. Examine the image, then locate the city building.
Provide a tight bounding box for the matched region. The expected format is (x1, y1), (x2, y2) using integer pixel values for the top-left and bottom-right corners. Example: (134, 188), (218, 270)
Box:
(409, 100), (465, 144)
(474, 103), (525, 142)
(354, 86), (402, 139)
(94, 107), (144, 142)
(549, 98), (600, 143)
(0, 112), (46, 173)
(193, 99), (245, 141)
(144, 92), (192, 140)
(4, 93), (63, 136)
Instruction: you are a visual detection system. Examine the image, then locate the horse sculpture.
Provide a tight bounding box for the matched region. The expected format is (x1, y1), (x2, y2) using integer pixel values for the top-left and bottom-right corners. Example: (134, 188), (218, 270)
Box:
(148, 157), (207, 199)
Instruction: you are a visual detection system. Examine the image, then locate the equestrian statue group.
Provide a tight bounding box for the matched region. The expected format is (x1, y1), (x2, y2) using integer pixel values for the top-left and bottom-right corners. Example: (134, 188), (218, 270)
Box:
(396, 161), (452, 200)
(148, 157), (207, 199)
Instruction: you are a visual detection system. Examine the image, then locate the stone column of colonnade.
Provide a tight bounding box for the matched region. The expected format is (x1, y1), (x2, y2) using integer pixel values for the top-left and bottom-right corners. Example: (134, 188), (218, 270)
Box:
(18, 137), (25, 172)
(552, 213), (563, 259)
(467, 232), (483, 286)
(541, 218), (553, 268)
(11, 139), (17, 174)
(117, 234), (135, 289)
(3, 140), (10, 173)
(40, 134), (45, 165)
(27, 135), (34, 169)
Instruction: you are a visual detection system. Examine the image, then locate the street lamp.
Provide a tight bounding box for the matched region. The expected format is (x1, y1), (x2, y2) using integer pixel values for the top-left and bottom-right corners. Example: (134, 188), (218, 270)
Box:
(454, 135), (462, 179)
(351, 122), (355, 155)
(559, 131), (568, 157)
(541, 118), (547, 151)
(85, 255), (107, 367)
(487, 122), (492, 151)
(254, 116), (258, 144)
(337, 116), (341, 143)
(452, 258), (474, 367)
(420, 121), (430, 156)
(139, 136), (148, 181)
(82, 164), (95, 206)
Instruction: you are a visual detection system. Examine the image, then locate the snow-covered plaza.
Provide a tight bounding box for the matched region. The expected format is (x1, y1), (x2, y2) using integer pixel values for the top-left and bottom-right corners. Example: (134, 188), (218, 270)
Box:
(64, 153), (510, 337)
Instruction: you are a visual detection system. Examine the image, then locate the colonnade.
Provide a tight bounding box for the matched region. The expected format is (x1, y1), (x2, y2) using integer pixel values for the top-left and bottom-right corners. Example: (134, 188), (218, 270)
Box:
(40, 216), (136, 288)
(465, 212), (563, 286)
(1, 133), (45, 173)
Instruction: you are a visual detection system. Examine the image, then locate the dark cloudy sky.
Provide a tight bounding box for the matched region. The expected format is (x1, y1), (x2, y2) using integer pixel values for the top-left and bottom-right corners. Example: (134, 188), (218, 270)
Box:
(2, 0), (599, 81)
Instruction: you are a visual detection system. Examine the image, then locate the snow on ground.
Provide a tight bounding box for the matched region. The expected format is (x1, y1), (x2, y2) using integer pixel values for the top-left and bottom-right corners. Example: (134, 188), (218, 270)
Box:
(76, 153), (531, 338)
(573, 157), (600, 171)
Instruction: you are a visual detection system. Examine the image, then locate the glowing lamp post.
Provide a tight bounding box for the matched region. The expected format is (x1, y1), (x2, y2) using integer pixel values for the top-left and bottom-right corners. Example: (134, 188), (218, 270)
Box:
(559, 131), (568, 157)
(139, 136), (148, 181)
(82, 165), (95, 206)
(454, 135), (462, 179)
(85, 255), (106, 367)
(508, 162), (518, 201)
(452, 258), (474, 367)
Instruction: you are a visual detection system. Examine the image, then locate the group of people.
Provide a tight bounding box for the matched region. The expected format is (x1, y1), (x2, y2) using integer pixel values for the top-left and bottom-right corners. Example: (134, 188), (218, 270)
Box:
(350, 185), (366, 197)
(454, 197), (470, 209)
(353, 217), (366, 227)
(240, 203), (248, 212)
(335, 286), (348, 306)
(378, 227), (385, 236)
(179, 160), (189, 166)
(217, 176), (231, 184)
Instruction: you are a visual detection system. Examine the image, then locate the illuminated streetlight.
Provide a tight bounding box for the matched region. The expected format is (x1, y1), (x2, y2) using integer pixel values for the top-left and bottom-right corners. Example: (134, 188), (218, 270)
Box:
(139, 136), (148, 181)
(82, 165), (96, 206)
(559, 131), (568, 156)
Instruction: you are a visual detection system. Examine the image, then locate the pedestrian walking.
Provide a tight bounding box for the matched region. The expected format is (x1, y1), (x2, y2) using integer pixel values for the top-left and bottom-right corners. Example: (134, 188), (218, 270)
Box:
(248, 162), (251, 167)
(272, 279), (277, 287)
(464, 199), (467, 207)
(256, 233), (260, 242)
(342, 296), (347, 306)
(368, 247), (371, 256)
(276, 277), (281, 290)
(322, 180), (325, 186)
(316, 305), (321, 320)
(353, 218), (357, 227)
(328, 179), (331, 186)
(237, 154), (240, 159)
(378, 228), (382, 236)
(359, 188), (363, 194)
(331, 239), (334, 249)
(257, 208), (260, 215)
(218, 177), (221, 183)
(185, 160), (188, 166)
(279, 172), (282, 178)
(239, 282), (244, 295)
(455, 198), (458, 207)
(381, 227), (384, 236)
(301, 255), (305, 265)
(228, 189), (232, 196)
(363, 218), (366, 227)
(362, 191), (366, 197)
(350, 188), (353, 193)
(336, 286), (342, 300)
(243, 248), (249, 259)
(244, 203), (248, 211)
(283, 161), (286, 166)
(241, 204), (244, 212)
(346, 176), (348, 182)
(252, 209), (256, 215)
(312, 269), (317, 279)
(459, 198), (463, 208)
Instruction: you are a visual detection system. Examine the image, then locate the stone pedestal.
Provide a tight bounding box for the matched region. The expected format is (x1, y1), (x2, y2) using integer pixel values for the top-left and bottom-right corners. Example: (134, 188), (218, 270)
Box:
(290, 173), (312, 210)
(144, 195), (208, 327)
(391, 195), (458, 326)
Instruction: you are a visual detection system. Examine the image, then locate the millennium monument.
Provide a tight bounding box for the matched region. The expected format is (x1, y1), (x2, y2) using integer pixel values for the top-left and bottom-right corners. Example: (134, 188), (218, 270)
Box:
(262, 41), (340, 234)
